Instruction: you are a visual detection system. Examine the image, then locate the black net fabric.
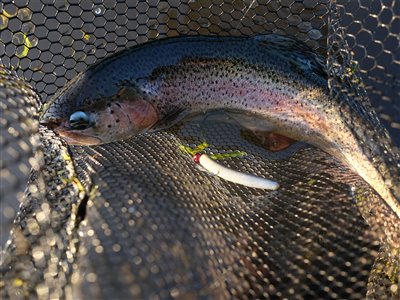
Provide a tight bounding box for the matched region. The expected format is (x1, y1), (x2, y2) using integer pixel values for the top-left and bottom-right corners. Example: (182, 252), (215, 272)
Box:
(1, 1), (399, 299)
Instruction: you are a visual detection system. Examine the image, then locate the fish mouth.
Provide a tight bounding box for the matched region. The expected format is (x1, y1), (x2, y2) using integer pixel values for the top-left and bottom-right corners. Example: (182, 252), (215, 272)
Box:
(40, 118), (101, 146)
(56, 129), (102, 146)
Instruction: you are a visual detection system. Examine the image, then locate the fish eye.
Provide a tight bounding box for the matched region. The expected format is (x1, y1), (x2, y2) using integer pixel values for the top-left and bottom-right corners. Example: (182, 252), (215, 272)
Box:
(69, 111), (92, 129)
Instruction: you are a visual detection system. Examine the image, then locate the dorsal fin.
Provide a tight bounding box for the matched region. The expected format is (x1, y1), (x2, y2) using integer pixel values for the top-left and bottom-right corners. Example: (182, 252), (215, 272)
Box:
(254, 34), (327, 79)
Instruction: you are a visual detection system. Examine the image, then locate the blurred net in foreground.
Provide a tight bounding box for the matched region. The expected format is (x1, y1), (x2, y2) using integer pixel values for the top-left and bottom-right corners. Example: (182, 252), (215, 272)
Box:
(0, 1), (399, 299)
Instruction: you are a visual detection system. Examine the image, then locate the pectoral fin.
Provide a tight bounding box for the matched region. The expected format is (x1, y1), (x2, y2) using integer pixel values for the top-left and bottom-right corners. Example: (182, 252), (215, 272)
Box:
(150, 108), (192, 132)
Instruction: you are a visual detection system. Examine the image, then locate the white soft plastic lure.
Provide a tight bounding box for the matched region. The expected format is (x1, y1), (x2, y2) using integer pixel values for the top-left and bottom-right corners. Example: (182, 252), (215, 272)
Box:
(192, 153), (279, 190)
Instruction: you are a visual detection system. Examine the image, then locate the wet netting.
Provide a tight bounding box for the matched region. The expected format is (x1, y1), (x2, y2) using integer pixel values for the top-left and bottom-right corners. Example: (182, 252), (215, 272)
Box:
(0, 0), (399, 299)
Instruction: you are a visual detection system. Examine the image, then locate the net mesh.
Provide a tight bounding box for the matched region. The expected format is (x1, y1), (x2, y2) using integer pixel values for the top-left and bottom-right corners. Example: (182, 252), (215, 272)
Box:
(1, 0), (399, 299)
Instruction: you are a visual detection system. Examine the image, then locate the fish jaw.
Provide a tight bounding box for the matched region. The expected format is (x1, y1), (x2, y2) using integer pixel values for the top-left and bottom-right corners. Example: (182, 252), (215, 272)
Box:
(40, 115), (102, 146)
(56, 129), (102, 146)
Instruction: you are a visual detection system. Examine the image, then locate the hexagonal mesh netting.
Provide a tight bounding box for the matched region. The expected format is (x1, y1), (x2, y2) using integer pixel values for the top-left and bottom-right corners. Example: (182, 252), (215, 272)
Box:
(0, 0), (399, 299)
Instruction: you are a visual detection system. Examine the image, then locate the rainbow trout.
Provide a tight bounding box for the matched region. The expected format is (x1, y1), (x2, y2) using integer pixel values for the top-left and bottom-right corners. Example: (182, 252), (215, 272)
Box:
(40, 35), (400, 218)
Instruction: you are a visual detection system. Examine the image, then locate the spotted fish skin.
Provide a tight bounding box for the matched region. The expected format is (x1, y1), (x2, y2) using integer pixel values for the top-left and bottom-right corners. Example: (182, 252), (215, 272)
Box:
(40, 34), (399, 219)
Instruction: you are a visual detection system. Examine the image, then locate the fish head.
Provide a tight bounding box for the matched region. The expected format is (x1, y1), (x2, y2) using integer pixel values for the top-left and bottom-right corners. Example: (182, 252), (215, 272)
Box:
(40, 71), (158, 146)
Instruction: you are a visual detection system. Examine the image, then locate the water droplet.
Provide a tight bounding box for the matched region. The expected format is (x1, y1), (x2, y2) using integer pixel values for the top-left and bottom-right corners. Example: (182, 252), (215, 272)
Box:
(148, 20), (158, 29)
(21, 22), (35, 34)
(54, 0), (69, 10)
(178, 27), (190, 34)
(12, 32), (25, 46)
(28, 36), (39, 47)
(93, 5), (105, 16)
(297, 22), (313, 33)
(59, 25), (72, 35)
(253, 16), (265, 25)
(86, 46), (96, 55)
(96, 41), (106, 49)
(199, 18), (210, 28)
(158, 3), (169, 13)
(74, 52), (87, 62)
(30, 61), (43, 71)
(17, 8), (33, 22)
(308, 29), (323, 40)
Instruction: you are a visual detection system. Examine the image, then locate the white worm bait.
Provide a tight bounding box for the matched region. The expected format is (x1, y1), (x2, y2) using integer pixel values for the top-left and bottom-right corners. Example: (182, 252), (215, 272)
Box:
(192, 153), (279, 190)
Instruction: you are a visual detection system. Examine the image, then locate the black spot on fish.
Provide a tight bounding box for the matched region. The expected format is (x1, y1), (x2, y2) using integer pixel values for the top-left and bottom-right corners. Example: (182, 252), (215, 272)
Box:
(108, 125), (111, 128)
(116, 119), (120, 123)
(110, 110), (114, 114)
